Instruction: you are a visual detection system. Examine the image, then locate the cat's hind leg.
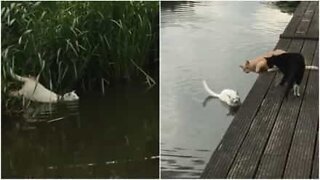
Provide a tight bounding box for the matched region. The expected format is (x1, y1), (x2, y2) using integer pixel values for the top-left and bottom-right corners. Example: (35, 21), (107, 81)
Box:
(280, 75), (287, 86)
(284, 75), (295, 98)
(293, 84), (300, 97)
(293, 68), (304, 97)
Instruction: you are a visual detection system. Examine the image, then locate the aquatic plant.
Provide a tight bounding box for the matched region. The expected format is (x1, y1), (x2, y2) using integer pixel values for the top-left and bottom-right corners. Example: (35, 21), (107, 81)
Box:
(1, 1), (158, 94)
(1, 1), (158, 112)
(273, 1), (300, 14)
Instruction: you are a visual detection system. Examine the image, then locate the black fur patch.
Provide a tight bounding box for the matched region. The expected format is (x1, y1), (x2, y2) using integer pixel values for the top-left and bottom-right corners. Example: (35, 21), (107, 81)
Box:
(266, 53), (305, 97)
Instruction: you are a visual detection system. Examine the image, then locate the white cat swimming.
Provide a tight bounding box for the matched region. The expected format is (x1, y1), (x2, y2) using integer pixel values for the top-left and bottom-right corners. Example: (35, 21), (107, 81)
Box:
(202, 80), (241, 107)
(9, 69), (79, 103)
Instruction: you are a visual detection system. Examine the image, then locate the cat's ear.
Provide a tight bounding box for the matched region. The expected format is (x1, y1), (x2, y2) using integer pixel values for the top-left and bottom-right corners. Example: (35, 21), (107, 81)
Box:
(245, 60), (250, 65)
(239, 65), (244, 69)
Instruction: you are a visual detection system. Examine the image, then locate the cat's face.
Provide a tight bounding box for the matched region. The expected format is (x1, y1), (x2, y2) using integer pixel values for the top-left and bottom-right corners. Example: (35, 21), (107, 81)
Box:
(63, 90), (79, 101)
(231, 96), (241, 106)
(228, 92), (241, 106)
(240, 60), (251, 73)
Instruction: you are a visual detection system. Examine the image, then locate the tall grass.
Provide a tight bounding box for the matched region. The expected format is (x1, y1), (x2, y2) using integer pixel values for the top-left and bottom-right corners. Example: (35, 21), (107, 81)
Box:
(2, 1), (158, 96)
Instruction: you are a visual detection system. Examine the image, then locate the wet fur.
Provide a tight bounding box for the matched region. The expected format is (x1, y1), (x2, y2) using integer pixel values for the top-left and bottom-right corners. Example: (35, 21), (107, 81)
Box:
(202, 96), (240, 116)
(9, 69), (79, 103)
(266, 53), (305, 98)
(202, 80), (241, 107)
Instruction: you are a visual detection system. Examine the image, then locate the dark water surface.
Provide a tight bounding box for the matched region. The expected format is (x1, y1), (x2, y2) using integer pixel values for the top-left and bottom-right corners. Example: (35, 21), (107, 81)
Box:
(161, 1), (292, 178)
(2, 84), (159, 178)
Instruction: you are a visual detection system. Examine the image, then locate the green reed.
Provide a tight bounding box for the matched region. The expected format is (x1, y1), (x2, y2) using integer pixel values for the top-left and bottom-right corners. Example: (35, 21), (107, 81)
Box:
(1, 1), (158, 98)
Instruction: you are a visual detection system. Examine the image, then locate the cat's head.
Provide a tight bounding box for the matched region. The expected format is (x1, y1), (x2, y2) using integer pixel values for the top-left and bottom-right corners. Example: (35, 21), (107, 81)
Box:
(228, 91), (241, 107)
(63, 90), (79, 101)
(239, 60), (251, 73)
(231, 96), (241, 106)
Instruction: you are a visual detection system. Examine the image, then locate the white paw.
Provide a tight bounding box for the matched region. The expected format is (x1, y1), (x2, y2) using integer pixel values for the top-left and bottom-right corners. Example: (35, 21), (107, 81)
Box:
(293, 91), (300, 97)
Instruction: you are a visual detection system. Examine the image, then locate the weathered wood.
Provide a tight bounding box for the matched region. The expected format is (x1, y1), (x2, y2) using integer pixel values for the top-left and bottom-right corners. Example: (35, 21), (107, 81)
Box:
(295, 1), (317, 35)
(280, 2), (319, 40)
(283, 43), (319, 178)
(201, 2), (319, 178)
(226, 39), (304, 179)
(306, 2), (319, 39)
(281, 2), (309, 38)
(280, 35), (318, 40)
(200, 71), (276, 178)
(200, 39), (291, 179)
(312, 133), (319, 179)
(254, 40), (317, 178)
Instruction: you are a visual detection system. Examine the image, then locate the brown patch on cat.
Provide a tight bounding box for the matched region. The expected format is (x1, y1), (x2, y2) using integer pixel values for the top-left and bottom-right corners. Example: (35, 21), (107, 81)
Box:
(240, 49), (286, 73)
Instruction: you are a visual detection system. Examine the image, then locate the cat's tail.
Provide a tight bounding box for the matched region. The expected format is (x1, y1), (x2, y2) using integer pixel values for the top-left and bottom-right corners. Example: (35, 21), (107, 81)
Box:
(202, 80), (219, 98)
(305, 65), (318, 70)
(267, 67), (279, 72)
(268, 66), (318, 72)
(9, 68), (28, 82)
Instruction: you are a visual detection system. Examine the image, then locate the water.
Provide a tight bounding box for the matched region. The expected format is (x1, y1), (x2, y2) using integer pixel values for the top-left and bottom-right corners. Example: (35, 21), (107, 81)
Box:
(160, 2), (292, 178)
(2, 84), (159, 178)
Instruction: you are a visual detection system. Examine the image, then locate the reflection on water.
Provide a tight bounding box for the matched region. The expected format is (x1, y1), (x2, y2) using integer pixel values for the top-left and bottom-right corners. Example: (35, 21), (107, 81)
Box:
(161, 1), (292, 178)
(161, 143), (209, 178)
(2, 84), (159, 178)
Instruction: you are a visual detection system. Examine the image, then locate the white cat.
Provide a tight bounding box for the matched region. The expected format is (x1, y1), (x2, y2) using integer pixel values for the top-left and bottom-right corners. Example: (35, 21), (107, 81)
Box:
(9, 69), (79, 103)
(202, 80), (241, 107)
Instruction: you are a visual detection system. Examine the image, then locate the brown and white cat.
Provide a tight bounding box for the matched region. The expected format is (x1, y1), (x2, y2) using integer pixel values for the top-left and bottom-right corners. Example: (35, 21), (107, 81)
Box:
(240, 49), (286, 73)
(9, 69), (79, 103)
(240, 49), (319, 74)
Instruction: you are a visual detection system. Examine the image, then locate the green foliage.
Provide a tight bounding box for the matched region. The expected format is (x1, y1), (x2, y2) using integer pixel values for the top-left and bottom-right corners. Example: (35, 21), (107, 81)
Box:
(2, 1), (158, 96)
(274, 1), (300, 14)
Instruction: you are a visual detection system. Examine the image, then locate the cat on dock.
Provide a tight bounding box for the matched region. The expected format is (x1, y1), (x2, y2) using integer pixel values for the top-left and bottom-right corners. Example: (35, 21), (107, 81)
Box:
(240, 49), (318, 74)
(240, 49), (286, 73)
(266, 52), (308, 97)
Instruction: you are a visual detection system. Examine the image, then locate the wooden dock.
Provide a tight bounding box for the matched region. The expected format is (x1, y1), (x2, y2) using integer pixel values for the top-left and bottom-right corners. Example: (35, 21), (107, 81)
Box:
(201, 2), (319, 179)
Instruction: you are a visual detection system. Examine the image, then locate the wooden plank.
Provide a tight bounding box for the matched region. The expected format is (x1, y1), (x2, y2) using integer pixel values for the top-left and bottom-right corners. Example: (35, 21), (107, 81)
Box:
(312, 133), (319, 179)
(226, 39), (304, 179)
(202, 2), (318, 177)
(255, 40), (317, 178)
(226, 74), (286, 178)
(200, 71), (276, 178)
(200, 39), (291, 178)
(280, 36), (318, 40)
(281, 2), (309, 38)
(306, 2), (319, 39)
(295, 1), (317, 35)
(283, 43), (319, 178)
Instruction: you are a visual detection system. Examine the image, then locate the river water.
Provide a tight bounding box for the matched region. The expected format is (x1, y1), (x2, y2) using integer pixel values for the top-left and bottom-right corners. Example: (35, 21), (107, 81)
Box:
(160, 1), (292, 178)
(2, 84), (159, 178)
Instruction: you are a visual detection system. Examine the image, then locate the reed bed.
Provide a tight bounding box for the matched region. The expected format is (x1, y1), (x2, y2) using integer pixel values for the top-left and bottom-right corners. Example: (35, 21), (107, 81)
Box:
(2, 1), (158, 111)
